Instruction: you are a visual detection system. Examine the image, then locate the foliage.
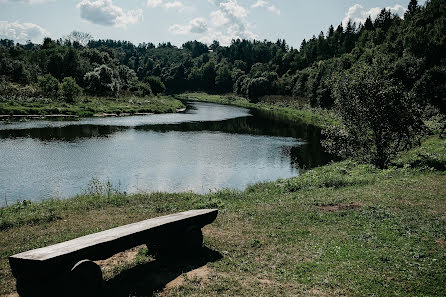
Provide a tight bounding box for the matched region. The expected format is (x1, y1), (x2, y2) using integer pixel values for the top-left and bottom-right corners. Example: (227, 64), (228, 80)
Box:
(84, 65), (120, 96)
(322, 57), (426, 168)
(61, 77), (82, 102)
(144, 76), (165, 95)
(0, 0), (444, 115)
(37, 74), (59, 98)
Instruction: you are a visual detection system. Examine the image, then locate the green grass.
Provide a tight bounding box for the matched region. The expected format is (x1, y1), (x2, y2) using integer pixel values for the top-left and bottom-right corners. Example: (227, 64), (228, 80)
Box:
(0, 137), (445, 297)
(392, 136), (446, 170)
(0, 95), (185, 117)
(176, 92), (337, 128)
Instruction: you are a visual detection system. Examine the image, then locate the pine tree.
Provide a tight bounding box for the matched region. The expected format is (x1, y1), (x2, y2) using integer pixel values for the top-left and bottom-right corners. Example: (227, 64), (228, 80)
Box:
(407, 0), (419, 16)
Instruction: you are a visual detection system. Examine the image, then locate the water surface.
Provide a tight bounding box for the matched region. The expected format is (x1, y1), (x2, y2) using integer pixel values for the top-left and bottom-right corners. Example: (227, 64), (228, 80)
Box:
(0, 102), (331, 203)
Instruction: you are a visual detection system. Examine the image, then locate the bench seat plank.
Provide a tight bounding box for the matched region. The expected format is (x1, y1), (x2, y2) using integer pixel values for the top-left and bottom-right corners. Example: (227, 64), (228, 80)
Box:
(9, 209), (218, 279)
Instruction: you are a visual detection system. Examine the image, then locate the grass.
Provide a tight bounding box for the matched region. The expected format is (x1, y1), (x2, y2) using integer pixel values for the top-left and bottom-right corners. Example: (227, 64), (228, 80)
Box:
(0, 95), (185, 117)
(176, 92), (337, 128)
(0, 137), (445, 296)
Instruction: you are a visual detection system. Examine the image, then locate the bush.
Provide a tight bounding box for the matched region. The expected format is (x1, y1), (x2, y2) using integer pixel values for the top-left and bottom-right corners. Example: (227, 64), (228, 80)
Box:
(84, 65), (120, 96)
(37, 74), (59, 98)
(247, 77), (269, 103)
(61, 77), (82, 102)
(145, 76), (165, 95)
(322, 57), (425, 168)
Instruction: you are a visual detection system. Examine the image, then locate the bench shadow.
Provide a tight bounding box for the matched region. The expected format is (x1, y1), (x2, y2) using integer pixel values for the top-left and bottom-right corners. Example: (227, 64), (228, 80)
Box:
(102, 247), (223, 297)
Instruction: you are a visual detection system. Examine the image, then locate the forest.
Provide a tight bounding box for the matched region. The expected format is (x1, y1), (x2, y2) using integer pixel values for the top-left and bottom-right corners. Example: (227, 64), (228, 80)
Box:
(0, 0), (445, 167)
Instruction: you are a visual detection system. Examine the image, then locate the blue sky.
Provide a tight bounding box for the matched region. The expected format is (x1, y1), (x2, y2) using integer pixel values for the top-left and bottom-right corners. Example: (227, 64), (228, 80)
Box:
(0, 0), (425, 48)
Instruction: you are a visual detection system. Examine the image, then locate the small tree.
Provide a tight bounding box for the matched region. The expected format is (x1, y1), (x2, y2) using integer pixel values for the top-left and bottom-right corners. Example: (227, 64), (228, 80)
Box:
(61, 77), (82, 103)
(83, 65), (120, 96)
(38, 74), (59, 98)
(247, 77), (269, 103)
(145, 76), (165, 95)
(322, 58), (425, 168)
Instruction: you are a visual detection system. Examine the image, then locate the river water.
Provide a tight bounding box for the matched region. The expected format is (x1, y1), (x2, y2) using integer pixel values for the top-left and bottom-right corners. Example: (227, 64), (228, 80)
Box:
(0, 101), (331, 203)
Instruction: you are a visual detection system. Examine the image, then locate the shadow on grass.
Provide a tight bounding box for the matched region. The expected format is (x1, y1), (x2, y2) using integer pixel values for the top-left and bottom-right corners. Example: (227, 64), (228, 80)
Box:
(103, 247), (223, 297)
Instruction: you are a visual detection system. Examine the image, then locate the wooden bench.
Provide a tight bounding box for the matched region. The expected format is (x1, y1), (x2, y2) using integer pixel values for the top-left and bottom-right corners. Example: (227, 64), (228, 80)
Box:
(9, 209), (218, 297)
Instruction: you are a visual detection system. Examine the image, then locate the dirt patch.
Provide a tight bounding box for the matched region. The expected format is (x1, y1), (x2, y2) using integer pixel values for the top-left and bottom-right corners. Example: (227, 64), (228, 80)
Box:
(258, 278), (274, 285)
(435, 239), (446, 245)
(317, 203), (362, 212)
(95, 245), (143, 270)
(2, 293), (18, 297)
(306, 288), (330, 296)
(161, 265), (212, 294)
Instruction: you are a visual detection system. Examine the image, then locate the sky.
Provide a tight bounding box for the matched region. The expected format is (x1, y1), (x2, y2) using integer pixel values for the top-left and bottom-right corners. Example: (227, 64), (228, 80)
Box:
(0, 0), (426, 48)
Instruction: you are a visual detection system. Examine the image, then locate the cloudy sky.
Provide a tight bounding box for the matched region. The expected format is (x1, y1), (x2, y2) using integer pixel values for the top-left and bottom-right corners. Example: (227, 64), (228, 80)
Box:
(0, 0), (426, 47)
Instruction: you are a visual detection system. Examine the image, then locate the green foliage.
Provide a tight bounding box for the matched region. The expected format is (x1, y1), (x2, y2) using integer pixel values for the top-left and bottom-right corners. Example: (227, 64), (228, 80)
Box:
(145, 76), (165, 95)
(84, 65), (120, 96)
(61, 77), (82, 102)
(247, 77), (269, 103)
(392, 136), (446, 170)
(323, 57), (425, 168)
(37, 74), (59, 98)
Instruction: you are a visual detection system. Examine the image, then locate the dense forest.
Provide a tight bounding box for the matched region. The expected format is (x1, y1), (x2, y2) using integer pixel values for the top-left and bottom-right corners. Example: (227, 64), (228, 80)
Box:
(0, 0), (444, 166)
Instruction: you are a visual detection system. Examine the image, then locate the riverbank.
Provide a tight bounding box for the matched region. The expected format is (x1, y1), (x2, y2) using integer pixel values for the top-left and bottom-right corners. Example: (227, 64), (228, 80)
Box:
(0, 95), (185, 118)
(0, 136), (445, 296)
(176, 92), (338, 128)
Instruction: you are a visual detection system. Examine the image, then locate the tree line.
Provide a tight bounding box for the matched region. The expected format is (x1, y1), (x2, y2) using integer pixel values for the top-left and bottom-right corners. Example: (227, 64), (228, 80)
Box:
(0, 0), (444, 167)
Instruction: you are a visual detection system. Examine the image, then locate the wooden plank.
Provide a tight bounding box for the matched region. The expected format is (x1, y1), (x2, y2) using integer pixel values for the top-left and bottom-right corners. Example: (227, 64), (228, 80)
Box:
(10, 209), (217, 262)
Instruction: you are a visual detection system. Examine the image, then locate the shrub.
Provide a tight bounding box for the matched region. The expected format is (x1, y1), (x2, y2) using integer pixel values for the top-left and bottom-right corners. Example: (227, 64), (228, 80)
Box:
(37, 74), (59, 98)
(61, 77), (82, 102)
(322, 57), (425, 168)
(145, 76), (165, 95)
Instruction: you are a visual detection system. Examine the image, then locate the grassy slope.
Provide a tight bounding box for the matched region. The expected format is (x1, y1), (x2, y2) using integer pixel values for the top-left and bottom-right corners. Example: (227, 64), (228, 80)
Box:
(0, 138), (445, 296)
(0, 95), (185, 117)
(176, 92), (337, 128)
(0, 93), (445, 296)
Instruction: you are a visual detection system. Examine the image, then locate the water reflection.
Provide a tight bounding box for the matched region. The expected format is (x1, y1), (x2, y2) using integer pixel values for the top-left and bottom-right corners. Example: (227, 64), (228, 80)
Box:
(0, 102), (332, 203)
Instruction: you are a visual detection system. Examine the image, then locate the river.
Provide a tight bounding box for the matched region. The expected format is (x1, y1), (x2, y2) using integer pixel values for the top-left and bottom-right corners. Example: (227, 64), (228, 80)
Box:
(0, 101), (331, 203)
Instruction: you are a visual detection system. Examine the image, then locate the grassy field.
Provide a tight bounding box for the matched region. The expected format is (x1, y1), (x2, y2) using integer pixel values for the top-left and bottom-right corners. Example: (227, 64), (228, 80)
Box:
(0, 95), (185, 117)
(0, 136), (445, 296)
(176, 92), (337, 128)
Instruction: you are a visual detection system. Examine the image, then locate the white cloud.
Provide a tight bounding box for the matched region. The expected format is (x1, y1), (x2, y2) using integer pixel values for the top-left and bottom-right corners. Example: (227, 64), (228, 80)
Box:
(267, 5), (280, 15)
(199, 0), (258, 46)
(147, 0), (189, 12)
(147, 0), (162, 7)
(342, 3), (407, 27)
(164, 1), (183, 9)
(0, 0), (54, 3)
(210, 10), (229, 27)
(169, 17), (208, 34)
(77, 0), (143, 27)
(251, 0), (280, 16)
(0, 21), (49, 43)
(251, 0), (266, 8)
(220, 0), (247, 18)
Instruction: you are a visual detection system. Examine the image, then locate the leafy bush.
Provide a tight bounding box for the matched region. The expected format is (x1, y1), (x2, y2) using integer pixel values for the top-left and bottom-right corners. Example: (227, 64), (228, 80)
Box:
(145, 76), (165, 95)
(38, 74), (59, 98)
(61, 77), (82, 102)
(322, 57), (426, 168)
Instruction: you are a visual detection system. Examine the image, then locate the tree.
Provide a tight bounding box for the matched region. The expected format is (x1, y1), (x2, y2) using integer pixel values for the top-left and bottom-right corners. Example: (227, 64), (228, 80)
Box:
(247, 77), (269, 103)
(322, 57), (425, 168)
(145, 76), (166, 95)
(63, 31), (93, 47)
(215, 64), (233, 92)
(61, 77), (82, 102)
(406, 0), (419, 17)
(38, 74), (59, 98)
(83, 65), (120, 96)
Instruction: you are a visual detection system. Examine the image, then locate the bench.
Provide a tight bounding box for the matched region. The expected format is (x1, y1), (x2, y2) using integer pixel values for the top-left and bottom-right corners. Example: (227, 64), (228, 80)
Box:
(9, 209), (218, 297)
